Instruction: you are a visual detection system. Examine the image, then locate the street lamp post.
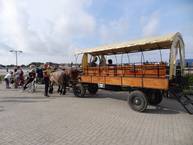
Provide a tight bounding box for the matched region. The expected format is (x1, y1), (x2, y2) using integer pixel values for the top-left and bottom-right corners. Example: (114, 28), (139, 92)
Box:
(9, 50), (23, 66)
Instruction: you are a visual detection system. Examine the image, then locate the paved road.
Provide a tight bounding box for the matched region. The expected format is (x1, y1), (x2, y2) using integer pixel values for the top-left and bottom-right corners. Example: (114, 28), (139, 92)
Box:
(0, 83), (193, 145)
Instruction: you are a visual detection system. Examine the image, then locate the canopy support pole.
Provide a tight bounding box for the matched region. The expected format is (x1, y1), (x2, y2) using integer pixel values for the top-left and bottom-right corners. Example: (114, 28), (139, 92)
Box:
(179, 42), (185, 76)
(127, 53), (130, 64)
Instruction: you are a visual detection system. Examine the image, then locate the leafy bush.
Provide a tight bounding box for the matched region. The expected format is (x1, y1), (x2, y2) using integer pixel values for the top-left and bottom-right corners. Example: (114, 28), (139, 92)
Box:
(184, 74), (193, 87)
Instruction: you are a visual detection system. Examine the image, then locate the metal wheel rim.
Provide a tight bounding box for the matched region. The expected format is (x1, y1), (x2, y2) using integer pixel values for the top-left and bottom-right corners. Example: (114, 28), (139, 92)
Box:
(132, 96), (142, 106)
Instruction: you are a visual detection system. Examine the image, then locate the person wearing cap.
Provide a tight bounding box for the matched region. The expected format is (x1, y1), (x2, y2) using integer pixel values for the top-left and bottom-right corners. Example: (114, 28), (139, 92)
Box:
(4, 71), (13, 88)
(43, 64), (51, 97)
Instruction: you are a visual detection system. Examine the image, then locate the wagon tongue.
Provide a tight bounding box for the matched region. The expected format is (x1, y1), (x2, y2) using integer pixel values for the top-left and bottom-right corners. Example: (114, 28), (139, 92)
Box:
(169, 88), (193, 114)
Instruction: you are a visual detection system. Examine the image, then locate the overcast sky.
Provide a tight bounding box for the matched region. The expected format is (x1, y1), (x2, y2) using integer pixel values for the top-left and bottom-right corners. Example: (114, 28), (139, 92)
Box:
(0, 0), (192, 65)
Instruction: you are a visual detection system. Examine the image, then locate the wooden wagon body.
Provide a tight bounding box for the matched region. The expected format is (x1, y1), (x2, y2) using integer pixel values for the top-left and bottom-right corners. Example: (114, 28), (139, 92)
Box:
(72, 32), (193, 113)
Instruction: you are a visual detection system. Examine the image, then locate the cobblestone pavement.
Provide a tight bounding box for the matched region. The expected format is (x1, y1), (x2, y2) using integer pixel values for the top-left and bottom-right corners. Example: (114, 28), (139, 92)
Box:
(0, 83), (193, 145)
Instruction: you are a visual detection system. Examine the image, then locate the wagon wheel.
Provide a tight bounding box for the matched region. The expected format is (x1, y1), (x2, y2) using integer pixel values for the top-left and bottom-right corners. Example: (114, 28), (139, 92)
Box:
(73, 83), (86, 97)
(148, 91), (163, 105)
(88, 84), (98, 94)
(128, 90), (148, 112)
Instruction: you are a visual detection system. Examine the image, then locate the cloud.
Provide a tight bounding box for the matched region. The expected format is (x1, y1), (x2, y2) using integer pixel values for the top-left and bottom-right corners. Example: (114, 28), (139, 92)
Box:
(179, 23), (193, 59)
(0, 43), (12, 54)
(185, 35), (193, 59)
(98, 18), (130, 43)
(0, 0), (96, 64)
(141, 11), (160, 36)
(0, 0), (192, 65)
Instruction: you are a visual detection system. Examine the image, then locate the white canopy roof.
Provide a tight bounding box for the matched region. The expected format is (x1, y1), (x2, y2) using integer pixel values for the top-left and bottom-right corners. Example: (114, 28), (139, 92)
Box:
(77, 32), (184, 55)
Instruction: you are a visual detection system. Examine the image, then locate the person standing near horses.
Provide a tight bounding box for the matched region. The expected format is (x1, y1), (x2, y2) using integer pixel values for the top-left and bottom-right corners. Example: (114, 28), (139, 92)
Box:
(4, 71), (13, 89)
(13, 68), (19, 88)
(23, 65), (36, 90)
(43, 64), (51, 97)
(18, 66), (24, 86)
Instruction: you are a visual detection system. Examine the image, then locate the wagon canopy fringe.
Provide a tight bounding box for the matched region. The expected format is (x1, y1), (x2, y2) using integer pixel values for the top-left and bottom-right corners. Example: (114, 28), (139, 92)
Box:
(77, 32), (184, 55)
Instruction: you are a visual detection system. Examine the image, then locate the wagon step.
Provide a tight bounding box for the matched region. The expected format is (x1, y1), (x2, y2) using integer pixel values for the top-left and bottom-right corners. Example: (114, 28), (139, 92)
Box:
(177, 95), (193, 114)
(169, 88), (193, 114)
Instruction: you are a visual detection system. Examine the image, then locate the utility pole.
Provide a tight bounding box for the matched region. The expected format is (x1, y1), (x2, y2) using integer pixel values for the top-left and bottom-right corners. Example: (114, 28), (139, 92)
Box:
(9, 50), (23, 66)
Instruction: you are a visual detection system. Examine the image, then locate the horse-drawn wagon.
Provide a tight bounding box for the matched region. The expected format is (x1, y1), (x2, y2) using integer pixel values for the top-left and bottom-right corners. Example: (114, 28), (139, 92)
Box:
(72, 32), (193, 113)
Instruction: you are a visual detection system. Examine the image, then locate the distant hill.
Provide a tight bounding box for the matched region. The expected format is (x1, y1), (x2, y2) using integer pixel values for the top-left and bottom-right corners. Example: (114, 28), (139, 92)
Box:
(28, 62), (44, 67)
(0, 62), (76, 68)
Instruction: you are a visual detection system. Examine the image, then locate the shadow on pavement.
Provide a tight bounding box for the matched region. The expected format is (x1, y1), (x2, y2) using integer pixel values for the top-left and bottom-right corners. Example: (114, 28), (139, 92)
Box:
(146, 106), (180, 114)
(81, 90), (187, 114)
(82, 91), (127, 100)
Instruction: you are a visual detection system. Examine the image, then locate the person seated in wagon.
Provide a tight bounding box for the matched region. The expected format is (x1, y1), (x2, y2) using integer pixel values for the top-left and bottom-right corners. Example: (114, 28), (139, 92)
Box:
(108, 59), (114, 66)
(90, 56), (98, 67)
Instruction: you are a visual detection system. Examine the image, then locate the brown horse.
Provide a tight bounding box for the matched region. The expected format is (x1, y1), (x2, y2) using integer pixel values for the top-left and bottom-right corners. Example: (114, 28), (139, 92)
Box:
(49, 67), (80, 95)
(49, 69), (66, 95)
